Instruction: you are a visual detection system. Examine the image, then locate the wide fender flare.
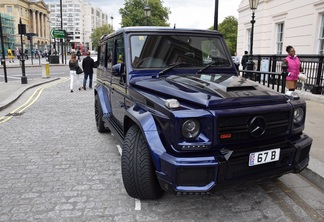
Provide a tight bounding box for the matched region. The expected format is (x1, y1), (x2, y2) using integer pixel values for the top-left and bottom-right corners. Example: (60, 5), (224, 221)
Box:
(125, 105), (166, 171)
(96, 85), (111, 116)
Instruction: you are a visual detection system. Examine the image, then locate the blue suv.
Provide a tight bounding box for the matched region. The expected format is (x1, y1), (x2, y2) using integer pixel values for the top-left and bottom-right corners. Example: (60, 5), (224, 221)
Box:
(94, 27), (312, 200)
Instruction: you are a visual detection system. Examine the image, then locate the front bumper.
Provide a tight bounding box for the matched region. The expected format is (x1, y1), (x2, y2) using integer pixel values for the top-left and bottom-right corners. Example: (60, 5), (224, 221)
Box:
(156, 134), (312, 194)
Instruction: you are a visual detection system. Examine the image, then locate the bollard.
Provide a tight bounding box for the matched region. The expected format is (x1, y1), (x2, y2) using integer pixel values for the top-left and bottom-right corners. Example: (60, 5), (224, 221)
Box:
(42, 62), (50, 78)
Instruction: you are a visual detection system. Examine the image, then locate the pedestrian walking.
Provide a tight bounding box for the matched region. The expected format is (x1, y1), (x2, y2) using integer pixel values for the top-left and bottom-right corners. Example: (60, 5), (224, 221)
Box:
(7, 48), (14, 63)
(69, 53), (82, 93)
(82, 51), (97, 90)
(282, 45), (303, 92)
(241, 50), (248, 70)
(233, 51), (240, 70)
(15, 48), (21, 60)
(76, 49), (81, 61)
(24, 49), (28, 60)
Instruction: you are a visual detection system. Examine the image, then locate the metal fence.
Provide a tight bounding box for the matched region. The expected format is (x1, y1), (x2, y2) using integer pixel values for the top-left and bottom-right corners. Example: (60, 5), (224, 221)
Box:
(244, 54), (324, 94)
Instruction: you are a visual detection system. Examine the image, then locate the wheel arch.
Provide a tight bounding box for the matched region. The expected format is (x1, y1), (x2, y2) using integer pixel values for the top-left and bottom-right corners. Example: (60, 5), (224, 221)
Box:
(95, 85), (111, 116)
(124, 105), (166, 171)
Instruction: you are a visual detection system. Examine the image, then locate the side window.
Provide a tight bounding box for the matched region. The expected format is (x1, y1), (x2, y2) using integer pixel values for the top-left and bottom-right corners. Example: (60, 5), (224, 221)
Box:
(111, 35), (126, 82)
(107, 40), (113, 70)
(114, 36), (125, 65)
(99, 44), (106, 67)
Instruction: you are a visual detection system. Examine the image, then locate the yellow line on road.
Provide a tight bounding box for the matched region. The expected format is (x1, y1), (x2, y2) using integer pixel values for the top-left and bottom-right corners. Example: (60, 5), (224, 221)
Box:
(0, 78), (69, 125)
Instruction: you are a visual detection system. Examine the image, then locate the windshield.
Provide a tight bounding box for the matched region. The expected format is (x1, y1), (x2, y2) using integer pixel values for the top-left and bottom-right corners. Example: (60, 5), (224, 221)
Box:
(130, 34), (231, 69)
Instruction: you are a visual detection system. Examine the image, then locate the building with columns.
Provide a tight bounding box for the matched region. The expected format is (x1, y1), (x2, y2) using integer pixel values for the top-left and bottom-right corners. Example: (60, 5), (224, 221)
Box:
(0, 0), (50, 53)
(237, 0), (324, 56)
(46, 0), (108, 52)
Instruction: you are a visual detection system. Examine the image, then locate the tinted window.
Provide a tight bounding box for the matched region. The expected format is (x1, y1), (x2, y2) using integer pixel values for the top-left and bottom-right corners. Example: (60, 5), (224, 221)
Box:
(130, 35), (230, 69)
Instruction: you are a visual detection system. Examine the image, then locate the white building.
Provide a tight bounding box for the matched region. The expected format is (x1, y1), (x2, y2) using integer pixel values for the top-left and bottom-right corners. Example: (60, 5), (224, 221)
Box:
(237, 0), (324, 56)
(45, 0), (108, 51)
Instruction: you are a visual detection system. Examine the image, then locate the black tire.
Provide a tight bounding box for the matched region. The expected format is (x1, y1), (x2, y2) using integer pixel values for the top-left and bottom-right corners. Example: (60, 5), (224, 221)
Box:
(95, 94), (110, 133)
(121, 125), (164, 200)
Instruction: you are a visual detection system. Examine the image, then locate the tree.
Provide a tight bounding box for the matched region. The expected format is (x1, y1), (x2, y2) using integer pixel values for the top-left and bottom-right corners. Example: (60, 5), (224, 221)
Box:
(210, 16), (238, 55)
(119, 0), (171, 27)
(90, 24), (114, 50)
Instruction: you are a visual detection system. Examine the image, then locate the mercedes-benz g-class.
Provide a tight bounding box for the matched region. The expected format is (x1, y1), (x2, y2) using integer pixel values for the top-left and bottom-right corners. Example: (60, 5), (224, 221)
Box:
(94, 27), (312, 200)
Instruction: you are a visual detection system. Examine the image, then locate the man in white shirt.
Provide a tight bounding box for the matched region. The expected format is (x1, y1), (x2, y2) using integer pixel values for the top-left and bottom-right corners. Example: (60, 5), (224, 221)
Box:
(233, 51), (240, 70)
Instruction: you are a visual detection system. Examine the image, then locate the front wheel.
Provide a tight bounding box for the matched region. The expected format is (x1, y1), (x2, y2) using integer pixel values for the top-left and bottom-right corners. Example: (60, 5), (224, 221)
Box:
(121, 125), (164, 200)
(94, 94), (110, 133)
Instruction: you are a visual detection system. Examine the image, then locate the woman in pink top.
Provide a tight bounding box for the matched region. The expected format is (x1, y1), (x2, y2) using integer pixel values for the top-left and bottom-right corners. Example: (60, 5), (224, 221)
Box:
(283, 45), (303, 91)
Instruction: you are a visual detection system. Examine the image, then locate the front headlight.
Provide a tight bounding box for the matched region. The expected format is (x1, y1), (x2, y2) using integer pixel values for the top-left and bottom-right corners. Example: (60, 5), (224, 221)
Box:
(181, 119), (200, 140)
(293, 107), (304, 124)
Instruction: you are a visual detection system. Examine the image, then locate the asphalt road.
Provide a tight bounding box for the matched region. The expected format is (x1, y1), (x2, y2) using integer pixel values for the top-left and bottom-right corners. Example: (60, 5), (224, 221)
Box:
(0, 74), (323, 221)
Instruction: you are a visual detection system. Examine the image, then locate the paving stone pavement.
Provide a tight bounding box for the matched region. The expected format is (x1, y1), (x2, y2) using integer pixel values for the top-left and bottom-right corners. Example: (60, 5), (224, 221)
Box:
(0, 78), (323, 221)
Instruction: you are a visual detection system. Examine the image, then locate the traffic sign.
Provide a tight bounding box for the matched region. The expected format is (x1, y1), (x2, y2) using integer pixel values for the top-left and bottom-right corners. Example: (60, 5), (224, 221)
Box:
(50, 29), (66, 39)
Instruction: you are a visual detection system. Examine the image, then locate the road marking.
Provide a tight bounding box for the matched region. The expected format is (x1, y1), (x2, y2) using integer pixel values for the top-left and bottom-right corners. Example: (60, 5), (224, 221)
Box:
(135, 199), (141, 210)
(116, 146), (141, 211)
(0, 78), (69, 125)
(117, 145), (122, 155)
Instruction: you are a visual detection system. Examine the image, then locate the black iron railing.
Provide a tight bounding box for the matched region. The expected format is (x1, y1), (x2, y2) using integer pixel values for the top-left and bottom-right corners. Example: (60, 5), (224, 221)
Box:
(240, 54), (324, 94)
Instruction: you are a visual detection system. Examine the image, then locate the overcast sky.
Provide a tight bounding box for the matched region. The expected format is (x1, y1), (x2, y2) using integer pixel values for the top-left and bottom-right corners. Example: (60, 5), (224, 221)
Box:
(90, 0), (241, 30)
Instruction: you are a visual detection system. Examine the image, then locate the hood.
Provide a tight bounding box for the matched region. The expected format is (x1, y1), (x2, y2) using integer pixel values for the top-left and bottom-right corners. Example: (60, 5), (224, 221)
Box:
(131, 74), (287, 108)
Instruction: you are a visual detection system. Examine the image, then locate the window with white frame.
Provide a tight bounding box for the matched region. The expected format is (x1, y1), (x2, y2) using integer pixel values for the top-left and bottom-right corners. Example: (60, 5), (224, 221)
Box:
(319, 14), (324, 54)
(276, 23), (284, 54)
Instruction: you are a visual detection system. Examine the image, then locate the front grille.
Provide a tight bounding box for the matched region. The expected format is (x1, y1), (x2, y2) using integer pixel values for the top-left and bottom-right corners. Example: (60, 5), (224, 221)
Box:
(176, 167), (215, 186)
(218, 111), (290, 142)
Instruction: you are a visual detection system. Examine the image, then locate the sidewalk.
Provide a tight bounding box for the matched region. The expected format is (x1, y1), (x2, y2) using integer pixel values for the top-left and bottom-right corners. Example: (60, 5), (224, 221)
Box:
(0, 75), (323, 191)
(0, 55), (72, 68)
(0, 77), (60, 111)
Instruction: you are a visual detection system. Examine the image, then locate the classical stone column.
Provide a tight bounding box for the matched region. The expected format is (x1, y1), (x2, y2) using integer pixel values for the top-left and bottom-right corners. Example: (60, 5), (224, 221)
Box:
(32, 10), (36, 34)
(44, 15), (47, 39)
(41, 13), (45, 38)
(37, 11), (41, 37)
(39, 12), (42, 38)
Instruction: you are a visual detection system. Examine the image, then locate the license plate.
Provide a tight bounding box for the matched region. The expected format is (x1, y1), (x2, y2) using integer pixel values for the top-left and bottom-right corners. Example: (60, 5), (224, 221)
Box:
(249, 148), (280, 166)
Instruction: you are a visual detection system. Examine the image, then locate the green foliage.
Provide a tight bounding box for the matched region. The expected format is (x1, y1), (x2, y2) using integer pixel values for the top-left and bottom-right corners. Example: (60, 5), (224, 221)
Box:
(90, 24), (114, 50)
(119, 0), (171, 27)
(210, 16), (238, 55)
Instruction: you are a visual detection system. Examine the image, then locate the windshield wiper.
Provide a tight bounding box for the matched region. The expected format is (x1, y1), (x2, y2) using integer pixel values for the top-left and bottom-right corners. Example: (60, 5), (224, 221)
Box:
(157, 62), (187, 78)
(196, 62), (215, 74)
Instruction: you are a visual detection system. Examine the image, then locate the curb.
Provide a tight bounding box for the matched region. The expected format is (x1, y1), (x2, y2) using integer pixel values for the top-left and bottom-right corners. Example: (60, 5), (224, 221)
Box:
(0, 77), (61, 111)
(300, 157), (324, 191)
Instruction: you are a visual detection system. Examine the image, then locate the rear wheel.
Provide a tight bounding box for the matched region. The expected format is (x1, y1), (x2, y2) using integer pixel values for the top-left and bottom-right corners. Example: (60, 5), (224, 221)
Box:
(121, 125), (163, 200)
(94, 94), (110, 133)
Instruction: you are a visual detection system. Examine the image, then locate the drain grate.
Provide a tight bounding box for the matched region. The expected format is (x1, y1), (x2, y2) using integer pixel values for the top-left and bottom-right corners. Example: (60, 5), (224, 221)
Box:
(5, 112), (24, 117)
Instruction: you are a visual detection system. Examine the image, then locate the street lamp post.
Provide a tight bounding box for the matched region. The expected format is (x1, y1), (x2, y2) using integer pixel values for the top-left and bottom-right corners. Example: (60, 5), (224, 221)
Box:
(60, 0), (64, 64)
(144, 1), (151, 26)
(246, 0), (260, 73)
(214, 0), (219, 30)
(110, 16), (114, 30)
(19, 18), (27, 84)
